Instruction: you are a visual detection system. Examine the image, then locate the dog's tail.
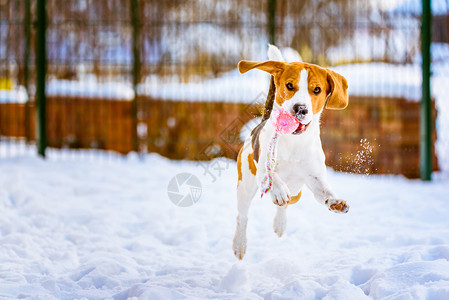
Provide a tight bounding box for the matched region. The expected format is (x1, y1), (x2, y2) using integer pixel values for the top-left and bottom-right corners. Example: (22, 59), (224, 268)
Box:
(268, 44), (285, 62)
(262, 76), (276, 122)
(269, 45), (303, 63)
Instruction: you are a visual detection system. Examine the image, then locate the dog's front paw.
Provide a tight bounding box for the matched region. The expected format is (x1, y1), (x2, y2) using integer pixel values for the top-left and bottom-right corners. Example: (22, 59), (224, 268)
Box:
(269, 181), (291, 207)
(326, 199), (349, 214)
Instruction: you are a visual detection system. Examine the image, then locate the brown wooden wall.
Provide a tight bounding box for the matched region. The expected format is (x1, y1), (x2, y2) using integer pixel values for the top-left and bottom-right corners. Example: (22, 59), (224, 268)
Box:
(45, 97), (134, 153)
(137, 98), (261, 160)
(0, 103), (35, 140)
(0, 95), (438, 178)
(321, 96), (439, 178)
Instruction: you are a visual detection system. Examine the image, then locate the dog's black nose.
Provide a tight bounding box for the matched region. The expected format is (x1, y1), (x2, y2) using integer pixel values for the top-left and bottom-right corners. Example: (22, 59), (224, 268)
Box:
(293, 104), (308, 117)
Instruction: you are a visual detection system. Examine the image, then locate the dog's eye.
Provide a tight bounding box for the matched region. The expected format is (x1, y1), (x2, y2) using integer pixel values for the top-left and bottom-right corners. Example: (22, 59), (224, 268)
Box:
(286, 83), (294, 91)
(313, 87), (321, 95)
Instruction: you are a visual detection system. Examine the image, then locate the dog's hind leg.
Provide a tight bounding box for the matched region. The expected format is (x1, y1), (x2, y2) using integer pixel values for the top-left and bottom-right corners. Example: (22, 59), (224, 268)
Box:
(232, 183), (256, 259)
(273, 190), (301, 237)
(273, 206), (287, 237)
(233, 147), (258, 260)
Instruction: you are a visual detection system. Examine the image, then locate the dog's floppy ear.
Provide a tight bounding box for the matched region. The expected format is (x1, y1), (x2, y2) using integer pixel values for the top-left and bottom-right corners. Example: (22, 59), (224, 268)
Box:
(325, 69), (348, 110)
(238, 60), (284, 76)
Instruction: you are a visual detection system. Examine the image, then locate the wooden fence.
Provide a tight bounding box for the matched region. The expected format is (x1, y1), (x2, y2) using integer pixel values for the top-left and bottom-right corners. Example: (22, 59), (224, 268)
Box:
(321, 96), (439, 177)
(0, 96), (438, 178)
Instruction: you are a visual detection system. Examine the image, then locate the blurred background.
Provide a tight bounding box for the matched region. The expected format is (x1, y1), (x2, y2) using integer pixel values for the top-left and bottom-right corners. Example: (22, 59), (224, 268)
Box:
(0, 0), (447, 178)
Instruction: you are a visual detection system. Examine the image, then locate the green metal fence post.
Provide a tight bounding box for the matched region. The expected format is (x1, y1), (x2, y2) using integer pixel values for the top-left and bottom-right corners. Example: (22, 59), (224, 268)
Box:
(267, 0), (277, 45)
(36, 0), (47, 157)
(421, 0), (432, 180)
(24, 0), (31, 143)
(131, 0), (140, 153)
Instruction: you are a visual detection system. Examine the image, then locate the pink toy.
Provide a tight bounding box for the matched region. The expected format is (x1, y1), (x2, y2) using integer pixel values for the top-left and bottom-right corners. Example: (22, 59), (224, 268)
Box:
(271, 108), (300, 135)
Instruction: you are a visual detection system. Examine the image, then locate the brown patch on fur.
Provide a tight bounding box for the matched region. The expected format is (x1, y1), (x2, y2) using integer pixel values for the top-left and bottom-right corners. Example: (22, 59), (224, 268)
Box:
(305, 65), (332, 114)
(237, 147), (243, 182)
(248, 152), (257, 176)
(325, 69), (349, 110)
(328, 200), (349, 213)
(287, 190), (302, 205)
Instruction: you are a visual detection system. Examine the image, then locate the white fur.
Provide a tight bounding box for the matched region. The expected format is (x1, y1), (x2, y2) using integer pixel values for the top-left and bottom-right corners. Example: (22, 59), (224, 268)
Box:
(273, 206), (287, 237)
(232, 45), (348, 260)
(281, 47), (303, 63)
(268, 44), (303, 63)
(268, 44), (285, 62)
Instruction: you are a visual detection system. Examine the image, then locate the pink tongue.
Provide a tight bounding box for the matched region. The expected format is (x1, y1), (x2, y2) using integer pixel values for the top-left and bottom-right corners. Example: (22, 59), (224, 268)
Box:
(271, 109), (300, 135)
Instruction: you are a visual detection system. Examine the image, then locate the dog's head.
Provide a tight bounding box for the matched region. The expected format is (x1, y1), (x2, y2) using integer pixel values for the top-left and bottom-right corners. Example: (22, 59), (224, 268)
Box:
(238, 60), (348, 135)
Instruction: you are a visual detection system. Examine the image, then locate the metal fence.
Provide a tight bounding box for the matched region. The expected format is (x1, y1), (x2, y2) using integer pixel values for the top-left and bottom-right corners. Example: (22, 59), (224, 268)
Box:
(0, 0), (447, 178)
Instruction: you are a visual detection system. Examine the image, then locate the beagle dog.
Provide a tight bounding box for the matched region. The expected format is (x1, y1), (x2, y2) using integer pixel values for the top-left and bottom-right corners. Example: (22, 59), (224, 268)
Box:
(233, 46), (349, 260)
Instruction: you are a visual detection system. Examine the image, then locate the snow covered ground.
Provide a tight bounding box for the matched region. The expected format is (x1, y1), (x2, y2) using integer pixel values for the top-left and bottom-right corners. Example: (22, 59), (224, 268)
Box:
(1, 148), (449, 299)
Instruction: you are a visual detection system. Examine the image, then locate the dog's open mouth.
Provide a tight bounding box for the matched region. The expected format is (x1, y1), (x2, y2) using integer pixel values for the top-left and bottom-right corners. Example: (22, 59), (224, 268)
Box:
(291, 121), (310, 135)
